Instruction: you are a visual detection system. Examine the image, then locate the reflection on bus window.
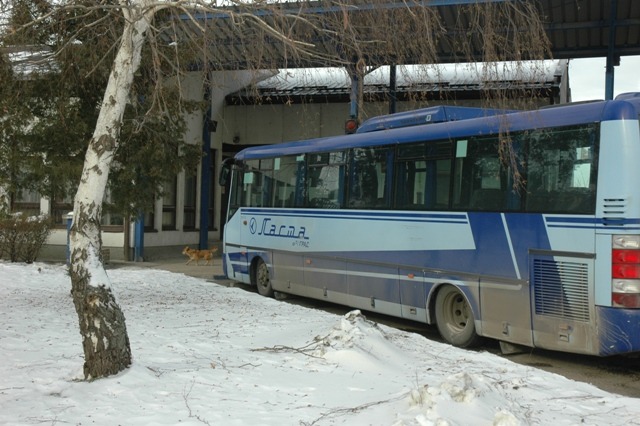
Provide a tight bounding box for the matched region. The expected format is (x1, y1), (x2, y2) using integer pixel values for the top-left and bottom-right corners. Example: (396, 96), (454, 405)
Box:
(525, 125), (597, 214)
(233, 125), (597, 215)
(242, 159), (274, 208)
(273, 156), (303, 207)
(348, 147), (391, 209)
(453, 137), (517, 211)
(307, 151), (345, 208)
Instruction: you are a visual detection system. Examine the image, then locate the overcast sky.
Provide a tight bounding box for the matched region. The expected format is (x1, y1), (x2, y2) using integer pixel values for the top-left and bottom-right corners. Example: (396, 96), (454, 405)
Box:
(569, 55), (640, 102)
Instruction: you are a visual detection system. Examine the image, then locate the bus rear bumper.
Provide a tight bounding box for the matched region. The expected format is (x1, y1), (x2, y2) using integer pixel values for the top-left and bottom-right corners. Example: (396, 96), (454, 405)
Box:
(597, 306), (640, 356)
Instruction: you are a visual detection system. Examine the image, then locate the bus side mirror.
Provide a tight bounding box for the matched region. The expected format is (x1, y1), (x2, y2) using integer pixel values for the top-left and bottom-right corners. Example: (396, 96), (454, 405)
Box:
(219, 166), (230, 186)
(219, 158), (238, 186)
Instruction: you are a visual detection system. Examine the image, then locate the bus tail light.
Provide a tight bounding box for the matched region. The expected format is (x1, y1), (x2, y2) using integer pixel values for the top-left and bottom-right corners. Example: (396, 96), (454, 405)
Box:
(612, 235), (640, 308)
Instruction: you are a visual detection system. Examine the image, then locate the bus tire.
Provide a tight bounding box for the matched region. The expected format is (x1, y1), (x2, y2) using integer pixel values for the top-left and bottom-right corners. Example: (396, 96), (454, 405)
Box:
(435, 285), (481, 348)
(254, 258), (274, 298)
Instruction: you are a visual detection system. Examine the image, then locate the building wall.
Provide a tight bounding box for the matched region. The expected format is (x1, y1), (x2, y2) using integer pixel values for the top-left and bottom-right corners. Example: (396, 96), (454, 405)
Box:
(220, 102), (351, 144)
(42, 73), (210, 262)
(218, 95), (562, 147)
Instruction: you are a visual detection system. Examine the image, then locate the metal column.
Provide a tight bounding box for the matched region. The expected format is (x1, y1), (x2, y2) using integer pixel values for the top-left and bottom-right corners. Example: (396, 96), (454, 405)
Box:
(605, 0), (619, 100)
(389, 64), (397, 114)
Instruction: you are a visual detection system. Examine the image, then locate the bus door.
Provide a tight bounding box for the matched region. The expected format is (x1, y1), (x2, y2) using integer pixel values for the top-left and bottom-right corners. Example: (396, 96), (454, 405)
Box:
(270, 156), (306, 294)
(232, 159), (274, 282)
(220, 163), (249, 281)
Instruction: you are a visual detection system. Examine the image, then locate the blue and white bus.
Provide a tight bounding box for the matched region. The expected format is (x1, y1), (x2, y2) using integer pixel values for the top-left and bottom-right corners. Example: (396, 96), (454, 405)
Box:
(220, 94), (640, 356)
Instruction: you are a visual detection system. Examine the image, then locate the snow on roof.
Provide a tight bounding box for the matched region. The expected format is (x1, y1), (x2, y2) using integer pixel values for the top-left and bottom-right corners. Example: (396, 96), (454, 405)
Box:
(236, 60), (567, 98)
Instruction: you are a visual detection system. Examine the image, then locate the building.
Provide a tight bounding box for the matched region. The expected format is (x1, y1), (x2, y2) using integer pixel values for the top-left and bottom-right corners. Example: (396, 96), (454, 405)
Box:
(24, 60), (568, 261)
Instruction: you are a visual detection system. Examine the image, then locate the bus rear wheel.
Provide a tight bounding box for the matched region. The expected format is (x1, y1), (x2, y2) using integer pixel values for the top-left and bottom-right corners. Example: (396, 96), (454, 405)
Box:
(254, 258), (274, 297)
(435, 285), (481, 348)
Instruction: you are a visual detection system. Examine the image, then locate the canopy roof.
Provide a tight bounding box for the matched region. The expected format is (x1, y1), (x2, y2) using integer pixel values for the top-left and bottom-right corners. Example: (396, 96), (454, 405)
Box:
(175, 0), (639, 69)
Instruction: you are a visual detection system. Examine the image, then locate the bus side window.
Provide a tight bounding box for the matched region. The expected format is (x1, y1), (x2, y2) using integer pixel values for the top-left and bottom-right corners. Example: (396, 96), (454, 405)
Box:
(395, 160), (431, 209)
(394, 140), (451, 210)
(307, 151), (345, 209)
(453, 137), (515, 211)
(525, 125), (597, 214)
(272, 156), (300, 208)
(242, 159), (274, 208)
(470, 157), (503, 210)
(348, 147), (390, 209)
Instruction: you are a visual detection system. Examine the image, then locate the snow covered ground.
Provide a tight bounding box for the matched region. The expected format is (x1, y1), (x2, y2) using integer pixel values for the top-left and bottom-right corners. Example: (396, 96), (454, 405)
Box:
(1, 261), (640, 426)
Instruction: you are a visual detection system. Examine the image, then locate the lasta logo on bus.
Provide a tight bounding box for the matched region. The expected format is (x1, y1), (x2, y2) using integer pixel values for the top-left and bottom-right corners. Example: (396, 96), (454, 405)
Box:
(249, 217), (309, 246)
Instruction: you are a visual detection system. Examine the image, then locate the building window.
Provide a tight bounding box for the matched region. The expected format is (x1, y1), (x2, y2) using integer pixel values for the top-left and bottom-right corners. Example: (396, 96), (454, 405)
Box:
(100, 191), (124, 228)
(52, 194), (74, 226)
(184, 169), (197, 230)
(12, 188), (41, 218)
(144, 210), (155, 231)
(162, 177), (177, 230)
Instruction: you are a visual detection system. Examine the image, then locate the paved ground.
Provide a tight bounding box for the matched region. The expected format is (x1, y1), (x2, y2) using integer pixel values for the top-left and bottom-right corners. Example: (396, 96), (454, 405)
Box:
(106, 254), (229, 283)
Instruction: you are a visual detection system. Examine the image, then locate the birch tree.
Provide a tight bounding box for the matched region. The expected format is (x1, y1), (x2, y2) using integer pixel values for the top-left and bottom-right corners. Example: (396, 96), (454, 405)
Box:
(66, 0), (155, 379)
(2, 0), (550, 379)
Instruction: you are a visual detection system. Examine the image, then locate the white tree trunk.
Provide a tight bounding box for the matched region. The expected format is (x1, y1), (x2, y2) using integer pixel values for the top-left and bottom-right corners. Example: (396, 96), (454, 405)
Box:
(69, 0), (155, 380)
(0, 186), (9, 214)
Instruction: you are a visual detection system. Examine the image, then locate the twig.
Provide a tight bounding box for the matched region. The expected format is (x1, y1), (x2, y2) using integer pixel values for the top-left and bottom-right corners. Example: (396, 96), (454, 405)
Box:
(301, 393), (407, 426)
(183, 380), (212, 425)
(251, 339), (325, 359)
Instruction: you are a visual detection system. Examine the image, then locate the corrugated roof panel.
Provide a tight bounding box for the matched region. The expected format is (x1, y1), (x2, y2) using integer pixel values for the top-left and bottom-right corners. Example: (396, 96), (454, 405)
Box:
(172, 0), (640, 68)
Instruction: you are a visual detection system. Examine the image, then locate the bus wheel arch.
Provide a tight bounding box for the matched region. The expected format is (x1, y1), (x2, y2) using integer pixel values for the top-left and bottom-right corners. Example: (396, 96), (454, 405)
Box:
(433, 284), (481, 348)
(251, 256), (274, 298)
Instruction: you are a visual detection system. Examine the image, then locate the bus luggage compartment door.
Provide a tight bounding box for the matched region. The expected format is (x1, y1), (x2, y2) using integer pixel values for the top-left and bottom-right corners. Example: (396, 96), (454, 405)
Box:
(303, 256), (348, 304)
(271, 251), (304, 294)
(479, 277), (533, 347)
(347, 262), (402, 317)
(399, 268), (427, 322)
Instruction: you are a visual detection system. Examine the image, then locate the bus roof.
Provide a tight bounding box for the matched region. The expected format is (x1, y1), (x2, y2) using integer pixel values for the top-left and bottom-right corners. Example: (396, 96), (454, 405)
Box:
(235, 95), (640, 161)
(355, 105), (517, 133)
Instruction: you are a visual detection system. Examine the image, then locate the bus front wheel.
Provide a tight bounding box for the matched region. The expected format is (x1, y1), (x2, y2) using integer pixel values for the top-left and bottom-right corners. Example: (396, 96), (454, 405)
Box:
(435, 285), (481, 348)
(254, 258), (274, 298)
